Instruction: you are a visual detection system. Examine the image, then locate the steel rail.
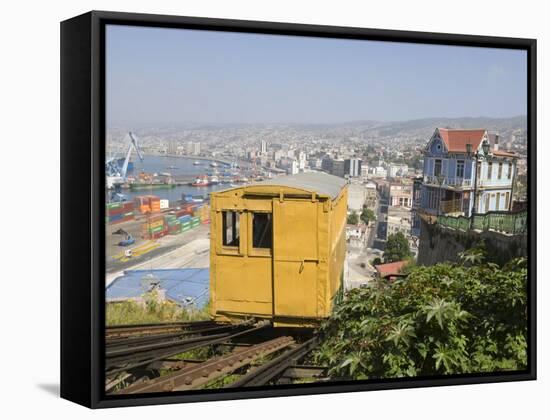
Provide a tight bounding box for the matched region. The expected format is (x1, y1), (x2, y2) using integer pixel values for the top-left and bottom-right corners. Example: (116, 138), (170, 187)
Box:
(105, 320), (217, 338)
(226, 336), (318, 388)
(115, 336), (295, 394)
(105, 324), (269, 377)
(106, 332), (230, 359)
(106, 320), (215, 330)
(106, 325), (239, 350)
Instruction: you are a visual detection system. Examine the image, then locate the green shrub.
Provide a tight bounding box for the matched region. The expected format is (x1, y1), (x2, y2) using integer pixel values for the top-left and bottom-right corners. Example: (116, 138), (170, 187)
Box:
(106, 291), (211, 326)
(314, 251), (528, 379)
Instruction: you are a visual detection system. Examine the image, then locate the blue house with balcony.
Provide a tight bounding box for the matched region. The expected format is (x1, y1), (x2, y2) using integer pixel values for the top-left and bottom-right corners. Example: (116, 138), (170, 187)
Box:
(415, 128), (518, 222)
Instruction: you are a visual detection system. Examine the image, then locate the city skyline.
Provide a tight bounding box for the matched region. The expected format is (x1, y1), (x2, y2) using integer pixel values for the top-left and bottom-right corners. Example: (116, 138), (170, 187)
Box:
(106, 25), (527, 126)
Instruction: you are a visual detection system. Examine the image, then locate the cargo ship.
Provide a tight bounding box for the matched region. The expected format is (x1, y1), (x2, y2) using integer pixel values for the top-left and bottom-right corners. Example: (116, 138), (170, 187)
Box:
(129, 182), (176, 191)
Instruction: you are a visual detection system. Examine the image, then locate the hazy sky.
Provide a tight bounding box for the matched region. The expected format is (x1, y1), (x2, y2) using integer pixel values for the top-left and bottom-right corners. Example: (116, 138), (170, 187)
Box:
(106, 24), (527, 126)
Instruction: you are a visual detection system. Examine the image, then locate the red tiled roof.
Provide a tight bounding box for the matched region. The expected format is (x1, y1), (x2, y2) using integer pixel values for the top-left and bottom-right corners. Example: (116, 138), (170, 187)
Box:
(374, 260), (408, 278)
(438, 128), (486, 153)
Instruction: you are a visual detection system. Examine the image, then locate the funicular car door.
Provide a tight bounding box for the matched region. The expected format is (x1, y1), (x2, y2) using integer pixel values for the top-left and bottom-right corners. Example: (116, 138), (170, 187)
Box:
(272, 197), (319, 318)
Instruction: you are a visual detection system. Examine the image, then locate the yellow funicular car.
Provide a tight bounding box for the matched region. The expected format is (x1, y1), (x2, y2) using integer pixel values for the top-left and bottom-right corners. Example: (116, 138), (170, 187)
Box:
(209, 172), (348, 328)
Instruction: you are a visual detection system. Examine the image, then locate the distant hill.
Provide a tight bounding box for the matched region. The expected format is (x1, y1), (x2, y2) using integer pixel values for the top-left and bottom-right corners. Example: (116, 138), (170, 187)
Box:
(109, 116), (527, 141)
(364, 116), (527, 138)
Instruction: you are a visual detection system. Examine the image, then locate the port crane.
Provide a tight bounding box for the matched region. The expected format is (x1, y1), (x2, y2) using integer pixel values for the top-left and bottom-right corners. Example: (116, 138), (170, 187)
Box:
(106, 132), (144, 190)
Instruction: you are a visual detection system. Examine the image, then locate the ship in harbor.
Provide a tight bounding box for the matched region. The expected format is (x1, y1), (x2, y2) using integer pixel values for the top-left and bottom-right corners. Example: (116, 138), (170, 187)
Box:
(191, 175), (210, 187)
(129, 182), (176, 191)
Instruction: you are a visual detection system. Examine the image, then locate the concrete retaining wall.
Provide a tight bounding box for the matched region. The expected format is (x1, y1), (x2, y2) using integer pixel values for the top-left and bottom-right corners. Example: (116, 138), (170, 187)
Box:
(417, 218), (527, 266)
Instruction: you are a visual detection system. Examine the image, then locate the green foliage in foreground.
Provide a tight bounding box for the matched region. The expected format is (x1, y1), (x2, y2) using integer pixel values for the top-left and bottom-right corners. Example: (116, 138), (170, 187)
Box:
(314, 251), (528, 379)
(106, 291), (211, 326)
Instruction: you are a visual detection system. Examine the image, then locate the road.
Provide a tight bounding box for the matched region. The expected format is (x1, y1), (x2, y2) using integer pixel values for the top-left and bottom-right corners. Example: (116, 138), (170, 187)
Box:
(106, 220), (211, 286)
(106, 235), (210, 286)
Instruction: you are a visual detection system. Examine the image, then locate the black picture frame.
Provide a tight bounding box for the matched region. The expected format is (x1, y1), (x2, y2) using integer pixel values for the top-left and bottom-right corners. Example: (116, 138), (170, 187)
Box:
(60, 10), (537, 409)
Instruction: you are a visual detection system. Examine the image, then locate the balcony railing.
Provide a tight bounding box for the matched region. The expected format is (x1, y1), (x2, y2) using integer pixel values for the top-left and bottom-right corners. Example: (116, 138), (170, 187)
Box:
(437, 209), (527, 235)
(478, 178), (513, 188)
(424, 176), (472, 188)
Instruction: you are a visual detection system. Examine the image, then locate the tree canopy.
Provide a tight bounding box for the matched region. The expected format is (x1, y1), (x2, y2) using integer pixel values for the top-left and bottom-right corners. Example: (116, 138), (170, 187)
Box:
(383, 232), (411, 263)
(347, 211), (359, 225)
(313, 251), (528, 379)
(360, 207), (376, 225)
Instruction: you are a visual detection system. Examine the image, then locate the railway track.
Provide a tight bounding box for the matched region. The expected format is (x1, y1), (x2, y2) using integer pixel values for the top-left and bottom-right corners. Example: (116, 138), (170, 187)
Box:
(105, 321), (326, 394)
(106, 320), (217, 339)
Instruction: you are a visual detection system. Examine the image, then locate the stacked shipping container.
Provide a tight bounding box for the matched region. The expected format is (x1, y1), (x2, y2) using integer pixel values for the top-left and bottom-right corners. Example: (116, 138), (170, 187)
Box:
(106, 201), (135, 224)
(141, 214), (167, 239)
(135, 198), (211, 239)
(134, 195), (161, 214)
(165, 214), (182, 235)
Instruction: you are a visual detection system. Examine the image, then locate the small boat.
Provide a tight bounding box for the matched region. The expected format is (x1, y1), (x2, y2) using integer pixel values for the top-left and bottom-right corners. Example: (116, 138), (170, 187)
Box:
(209, 175), (220, 185)
(191, 176), (210, 187)
(191, 195), (205, 203)
(166, 165), (178, 169)
(210, 162), (218, 167)
(193, 161), (201, 165)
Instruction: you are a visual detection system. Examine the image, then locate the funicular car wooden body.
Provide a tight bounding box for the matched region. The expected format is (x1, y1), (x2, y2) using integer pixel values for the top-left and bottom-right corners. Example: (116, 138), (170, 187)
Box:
(209, 172), (348, 327)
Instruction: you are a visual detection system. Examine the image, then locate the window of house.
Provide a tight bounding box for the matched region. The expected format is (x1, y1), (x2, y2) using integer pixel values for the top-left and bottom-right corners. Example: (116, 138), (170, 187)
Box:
(508, 164), (513, 179)
(456, 160), (465, 178)
(484, 194), (490, 212)
(252, 213), (272, 249)
(222, 211), (240, 247)
(505, 192), (510, 209)
(496, 192), (501, 210)
(487, 162), (493, 179)
(434, 159), (442, 176)
(498, 162), (503, 179)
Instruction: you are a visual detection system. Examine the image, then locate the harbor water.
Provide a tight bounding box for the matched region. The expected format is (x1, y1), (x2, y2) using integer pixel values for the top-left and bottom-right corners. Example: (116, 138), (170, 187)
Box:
(107, 155), (232, 202)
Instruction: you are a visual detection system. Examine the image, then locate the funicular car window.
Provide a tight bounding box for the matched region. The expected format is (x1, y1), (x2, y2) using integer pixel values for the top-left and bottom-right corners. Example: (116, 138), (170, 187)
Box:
(252, 212), (272, 249)
(222, 211), (240, 247)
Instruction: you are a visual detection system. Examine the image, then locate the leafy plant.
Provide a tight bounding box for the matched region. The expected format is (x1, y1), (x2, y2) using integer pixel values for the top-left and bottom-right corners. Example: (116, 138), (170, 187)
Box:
(383, 232), (412, 263)
(106, 291), (211, 326)
(347, 211), (359, 225)
(361, 207), (376, 225)
(313, 253), (528, 379)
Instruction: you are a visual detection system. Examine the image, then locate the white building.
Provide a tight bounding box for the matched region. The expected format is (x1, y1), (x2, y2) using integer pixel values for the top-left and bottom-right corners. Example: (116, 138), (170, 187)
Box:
(369, 166), (387, 178)
(389, 183), (413, 208)
(347, 183), (367, 213)
(298, 151), (307, 171)
(290, 160), (299, 175)
(345, 158), (362, 177)
(346, 224), (367, 247)
(260, 140), (268, 155)
(388, 164), (408, 178)
(387, 206), (412, 237)
(186, 141), (201, 156)
(360, 164), (369, 178)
